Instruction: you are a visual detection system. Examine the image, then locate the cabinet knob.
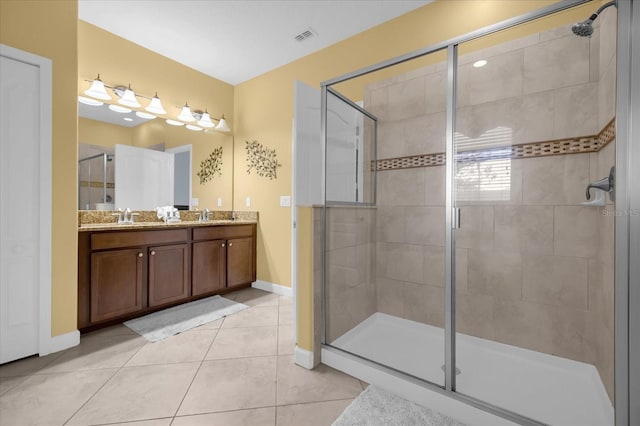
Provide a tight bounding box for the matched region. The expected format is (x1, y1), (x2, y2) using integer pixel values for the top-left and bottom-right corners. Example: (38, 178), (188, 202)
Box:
(221, 243), (225, 247)
(229, 242), (233, 247)
(151, 250), (156, 256)
(138, 253), (143, 258)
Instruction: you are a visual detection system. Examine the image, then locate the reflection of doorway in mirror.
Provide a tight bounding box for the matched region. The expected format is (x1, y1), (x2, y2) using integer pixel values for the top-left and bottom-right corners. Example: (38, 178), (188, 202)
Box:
(166, 145), (192, 210)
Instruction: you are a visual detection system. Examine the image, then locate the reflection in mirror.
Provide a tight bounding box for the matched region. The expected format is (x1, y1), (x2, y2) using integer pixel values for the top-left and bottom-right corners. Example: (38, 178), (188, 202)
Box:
(78, 101), (233, 211)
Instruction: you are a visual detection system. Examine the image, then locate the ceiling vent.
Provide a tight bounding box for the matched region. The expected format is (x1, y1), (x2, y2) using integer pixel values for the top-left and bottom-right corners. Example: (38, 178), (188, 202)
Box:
(294, 28), (316, 42)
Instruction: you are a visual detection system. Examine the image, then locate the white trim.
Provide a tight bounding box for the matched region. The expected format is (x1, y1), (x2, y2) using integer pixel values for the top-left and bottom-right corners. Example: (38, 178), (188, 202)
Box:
(252, 280), (293, 297)
(0, 44), (53, 359)
(295, 345), (315, 369)
(46, 330), (80, 355)
(322, 347), (517, 426)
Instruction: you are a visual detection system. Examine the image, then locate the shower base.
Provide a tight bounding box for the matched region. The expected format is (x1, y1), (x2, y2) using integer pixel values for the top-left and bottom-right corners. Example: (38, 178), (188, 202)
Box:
(325, 313), (613, 426)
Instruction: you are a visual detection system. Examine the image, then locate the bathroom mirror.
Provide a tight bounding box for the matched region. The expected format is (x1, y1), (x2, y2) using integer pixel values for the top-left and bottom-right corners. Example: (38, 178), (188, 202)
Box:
(78, 101), (234, 212)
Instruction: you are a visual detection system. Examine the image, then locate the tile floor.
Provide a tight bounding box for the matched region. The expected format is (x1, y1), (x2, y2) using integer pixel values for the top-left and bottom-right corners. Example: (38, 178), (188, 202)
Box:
(0, 288), (365, 426)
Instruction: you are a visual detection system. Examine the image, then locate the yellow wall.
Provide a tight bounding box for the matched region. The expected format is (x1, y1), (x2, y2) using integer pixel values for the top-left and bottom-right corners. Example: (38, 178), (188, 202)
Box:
(78, 21), (235, 211)
(0, 0), (78, 336)
(79, 117), (134, 147)
(232, 0), (599, 350)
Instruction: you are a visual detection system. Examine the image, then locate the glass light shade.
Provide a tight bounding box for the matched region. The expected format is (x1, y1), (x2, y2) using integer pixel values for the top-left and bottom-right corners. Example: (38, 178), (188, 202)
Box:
(146, 93), (167, 115)
(78, 96), (103, 106)
(166, 119), (184, 126)
(215, 117), (231, 132)
(108, 104), (132, 113)
(84, 77), (111, 100)
(135, 111), (156, 119)
(177, 103), (196, 122)
(186, 124), (203, 131)
(197, 111), (215, 128)
(123, 117), (133, 122)
(118, 85), (141, 108)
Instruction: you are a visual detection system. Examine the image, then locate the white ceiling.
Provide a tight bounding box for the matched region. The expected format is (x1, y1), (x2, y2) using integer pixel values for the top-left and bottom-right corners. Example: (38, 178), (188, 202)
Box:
(78, 0), (432, 86)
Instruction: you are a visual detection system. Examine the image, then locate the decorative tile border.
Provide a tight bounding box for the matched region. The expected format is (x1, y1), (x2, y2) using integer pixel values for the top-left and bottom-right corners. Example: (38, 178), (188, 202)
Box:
(375, 118), (615, 171)
(79, 180), (115, 189)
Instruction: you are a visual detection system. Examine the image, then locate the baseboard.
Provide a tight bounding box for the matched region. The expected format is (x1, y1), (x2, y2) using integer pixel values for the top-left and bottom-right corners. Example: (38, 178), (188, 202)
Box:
(294, 345), (315, 369)
(42, 329), (80, 356)
(252, 280), (293, 297)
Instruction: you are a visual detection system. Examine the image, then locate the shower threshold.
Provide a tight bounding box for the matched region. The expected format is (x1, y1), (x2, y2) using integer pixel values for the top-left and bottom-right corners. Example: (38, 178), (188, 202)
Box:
(326, 313), (613, 426)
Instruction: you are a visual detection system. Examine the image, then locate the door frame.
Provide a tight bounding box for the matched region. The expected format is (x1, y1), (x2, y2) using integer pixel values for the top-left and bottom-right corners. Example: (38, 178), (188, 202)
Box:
(166, 144), (193, 208)
(0, 44), (53, 357)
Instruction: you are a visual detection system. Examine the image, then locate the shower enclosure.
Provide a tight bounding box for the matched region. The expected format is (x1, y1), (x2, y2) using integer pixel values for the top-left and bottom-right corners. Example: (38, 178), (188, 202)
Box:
(78, 152), (115, 210)
(319, 1), (629, 425)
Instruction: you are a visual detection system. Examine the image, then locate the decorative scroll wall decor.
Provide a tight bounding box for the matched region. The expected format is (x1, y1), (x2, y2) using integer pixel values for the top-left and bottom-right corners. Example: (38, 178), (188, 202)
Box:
(197, 147), (223, 184)
(245, 140), (282, 180)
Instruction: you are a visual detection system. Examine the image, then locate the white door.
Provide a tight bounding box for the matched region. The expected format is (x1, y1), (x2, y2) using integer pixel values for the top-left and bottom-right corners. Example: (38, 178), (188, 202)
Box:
(115, 144), (174, 210)
(0, 52), (47, 363)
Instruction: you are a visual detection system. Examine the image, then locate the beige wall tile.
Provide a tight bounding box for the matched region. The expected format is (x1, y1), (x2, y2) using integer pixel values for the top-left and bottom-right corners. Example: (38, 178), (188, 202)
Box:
(494, 91), (554, 144)
(405, 206), (445, 246)
(598, 61), (617, 131)
(377, 120), (405, 159)
(469, 49), (524, 105)
(539, 23), (573, 43)
(376, 168), (425, 206)
(326, 282), (376, 342)
(554, 206), (597, 258)
(589, 30), (600, 83)
(494, 205), (554, 255)
(522, 154), (590, 205)
(377, 206), (406, 243)
(598, 7), (617, 81)
(405, 112), (446, 156)
(384, 243), (424, 284)
(369, 86), (389, 120)
(456, 63), (470, 108)
(424, 165), (445, 206)
(492, 299), (553, 354)
(524, 35), (590, 94)
(553, 82), (599, 139)
(456, 206), (494, 250)
(455, 290), (495, 339)
(388, 77), (426, 121)
(404, 283), (444, 327)
(468, 249), (522, 300)
(455, 102), (495, 141)
(424, 71), (446, 114)
(377, 277), (404, 317)
(455, 248), (469, 293)
(522, 255), (588, 309)
(423, 245), (445, 287)
(482, 33), (539, 57)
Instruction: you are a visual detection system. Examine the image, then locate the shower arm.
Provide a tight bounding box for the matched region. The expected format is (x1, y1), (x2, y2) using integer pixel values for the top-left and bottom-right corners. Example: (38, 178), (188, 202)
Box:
(594, 0), (617, 17)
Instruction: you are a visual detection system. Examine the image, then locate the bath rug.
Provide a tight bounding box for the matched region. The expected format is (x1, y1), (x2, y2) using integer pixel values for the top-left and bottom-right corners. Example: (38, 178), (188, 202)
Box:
(333, 385), (468, 426)
(124, 295), (248, 342)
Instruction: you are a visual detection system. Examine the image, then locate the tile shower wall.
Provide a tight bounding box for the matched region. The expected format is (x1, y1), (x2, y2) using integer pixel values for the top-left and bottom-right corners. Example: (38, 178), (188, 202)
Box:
(365, 13), (616, 400)
(324, 206), (377, 342)
(78, 143), (115, 210)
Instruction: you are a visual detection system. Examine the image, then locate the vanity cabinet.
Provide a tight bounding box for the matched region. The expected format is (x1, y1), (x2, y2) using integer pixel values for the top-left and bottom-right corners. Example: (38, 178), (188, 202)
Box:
(78, 223), (256, 331)
(191, 224), (256, 296)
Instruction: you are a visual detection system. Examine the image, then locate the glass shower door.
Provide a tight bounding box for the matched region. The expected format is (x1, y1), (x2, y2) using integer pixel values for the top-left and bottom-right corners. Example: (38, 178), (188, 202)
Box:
(452, 8), (616, 426)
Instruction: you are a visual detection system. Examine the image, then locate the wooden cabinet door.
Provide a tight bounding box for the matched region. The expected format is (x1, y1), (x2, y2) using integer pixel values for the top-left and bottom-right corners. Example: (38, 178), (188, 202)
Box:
(148, 243), (189, 307)
(192, 240), (227, 296)
(90, 248), (145, 322)
(227, 237), (254, 288)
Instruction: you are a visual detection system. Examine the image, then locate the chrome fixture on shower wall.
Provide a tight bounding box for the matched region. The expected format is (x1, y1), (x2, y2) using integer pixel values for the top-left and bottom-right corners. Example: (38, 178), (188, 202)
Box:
(587, 166), (615, 202)
(571, 0), (617, 37)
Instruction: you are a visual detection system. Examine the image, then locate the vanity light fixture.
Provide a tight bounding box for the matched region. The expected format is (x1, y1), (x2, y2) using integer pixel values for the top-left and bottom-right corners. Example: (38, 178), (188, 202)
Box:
(108, 104), (132, 113)
(135, 111), (156, 119)
(123, 117), (133, 122)
(84, 74), (112, 100)
(186, 124), (203, 131)
(117, 84), (141, 108)
(195, 110), (215, 128)
(473, 59), (488, 68)
(215, 115), (231, 132)
(166, 119), (184, 126)
(177, 103), (196, 122)
(78, 96), (103, 106)
(145, 92), (167, 115)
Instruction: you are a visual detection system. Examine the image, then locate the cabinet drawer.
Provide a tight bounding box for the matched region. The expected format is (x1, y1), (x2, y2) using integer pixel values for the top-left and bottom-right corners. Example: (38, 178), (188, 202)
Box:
(91, 228), (189, 250)
(193, 225), (254, 241)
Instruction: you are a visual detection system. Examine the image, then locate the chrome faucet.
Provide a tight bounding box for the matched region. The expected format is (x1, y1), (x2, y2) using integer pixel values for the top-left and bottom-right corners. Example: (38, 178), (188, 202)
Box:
(198, 208), (210, 222)
(586, 166), (615, 201)
(111, 208), (138, 224)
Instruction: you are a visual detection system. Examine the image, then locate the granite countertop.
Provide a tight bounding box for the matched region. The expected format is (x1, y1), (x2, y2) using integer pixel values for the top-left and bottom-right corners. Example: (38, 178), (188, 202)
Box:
(78, 210), (258, 232)
(78, 219), (257, 232)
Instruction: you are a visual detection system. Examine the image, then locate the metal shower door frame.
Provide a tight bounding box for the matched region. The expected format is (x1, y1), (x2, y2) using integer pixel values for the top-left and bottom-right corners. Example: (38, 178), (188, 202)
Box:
(320, 0), (635, 424)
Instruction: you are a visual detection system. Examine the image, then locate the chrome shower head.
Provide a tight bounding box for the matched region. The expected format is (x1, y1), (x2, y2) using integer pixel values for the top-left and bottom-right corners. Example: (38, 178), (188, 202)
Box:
(572, 18), (595, 37)
(572, 1), (617, 38)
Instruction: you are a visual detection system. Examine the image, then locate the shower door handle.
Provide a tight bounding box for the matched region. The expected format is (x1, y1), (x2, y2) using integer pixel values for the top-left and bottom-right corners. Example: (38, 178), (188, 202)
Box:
(453, 208), (461, 229)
